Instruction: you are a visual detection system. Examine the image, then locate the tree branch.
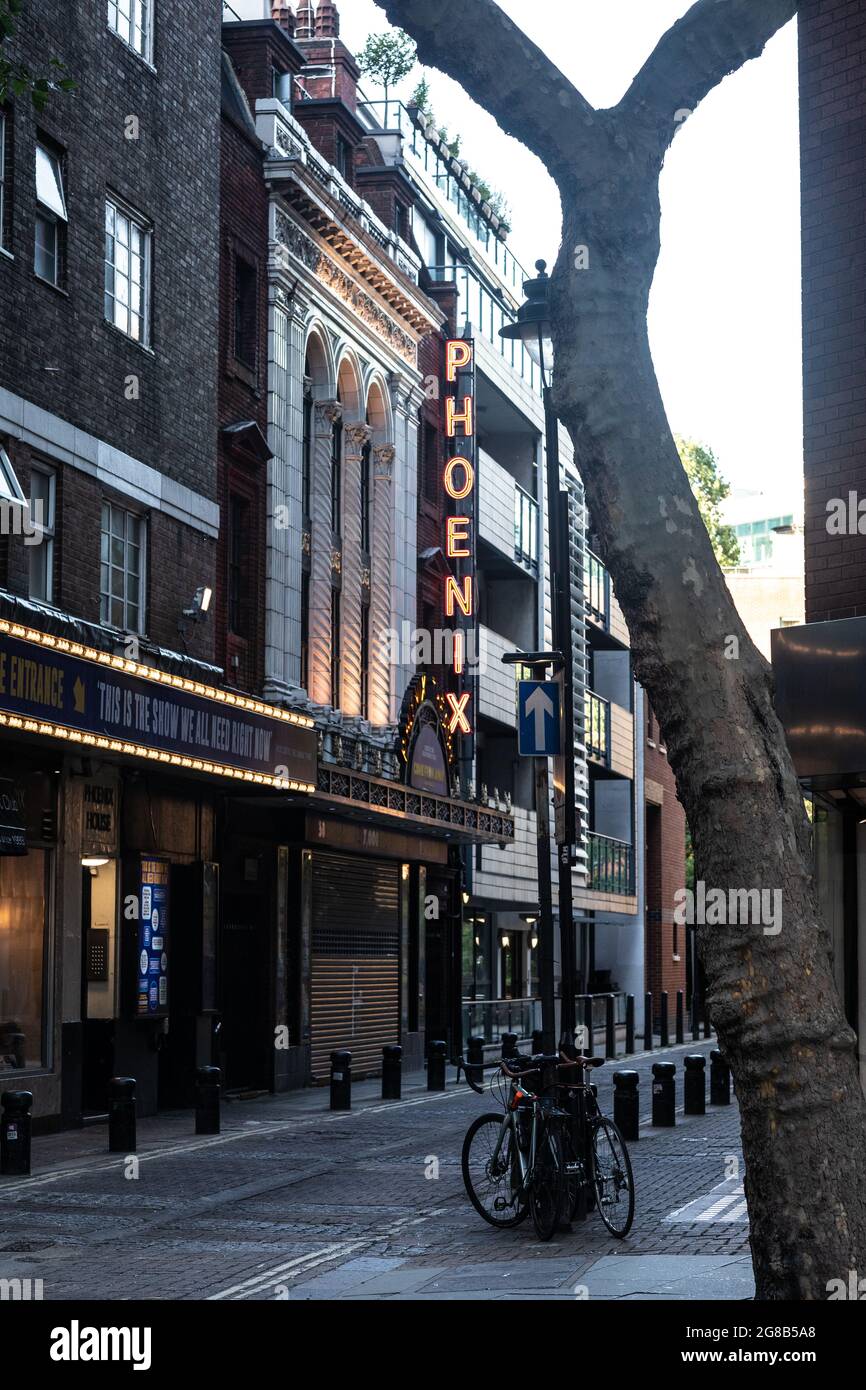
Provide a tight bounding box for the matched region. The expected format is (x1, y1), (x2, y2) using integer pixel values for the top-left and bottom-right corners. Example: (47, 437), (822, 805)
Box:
(376, 0), (596, 175)
(619, 0), (799, 151)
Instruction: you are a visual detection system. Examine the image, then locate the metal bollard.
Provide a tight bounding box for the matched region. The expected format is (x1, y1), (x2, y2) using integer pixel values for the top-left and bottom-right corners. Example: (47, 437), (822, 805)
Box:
(428, 1040), (447, 1092)
(644, 992), (653, 1051)
(605, 994), (616, 1059)
(651, 1061), (676, 1127)
(684, 1054), (706, 1115)
(467, 1036), (484, 1091)
(613, 1070), (639, 1142)
(1, 1091), (33, 1176)
(625, 994), (635, 1054)
(330, 1049), (351, 1110)
(195, 1065), (221, 1135)
(583, 996), (594, 1056)
(501, 1032), (519, 1060)
(675, 990), (685, 1045)
(660, 990), (669, 1048)
(710, 1049), (732, 1105)
(382, 1044), (402, 1100)
(692, 994), (701, 1042)
(108, 1076), (136, 1153)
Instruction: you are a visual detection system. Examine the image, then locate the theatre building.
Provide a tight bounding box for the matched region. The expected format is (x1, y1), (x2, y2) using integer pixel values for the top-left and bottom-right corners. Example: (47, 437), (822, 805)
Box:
(214, 4), (514, 1086)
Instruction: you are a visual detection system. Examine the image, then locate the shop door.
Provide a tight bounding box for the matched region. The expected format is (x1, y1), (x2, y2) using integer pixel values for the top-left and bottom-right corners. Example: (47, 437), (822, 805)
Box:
(221, 885), (270, 1091)
(81, 862), (119, 1114)
(310, 853), (399, 1079)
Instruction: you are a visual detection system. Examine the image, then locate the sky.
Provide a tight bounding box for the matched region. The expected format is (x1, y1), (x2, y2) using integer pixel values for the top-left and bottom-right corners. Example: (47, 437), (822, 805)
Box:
(232, 0), (803, 504)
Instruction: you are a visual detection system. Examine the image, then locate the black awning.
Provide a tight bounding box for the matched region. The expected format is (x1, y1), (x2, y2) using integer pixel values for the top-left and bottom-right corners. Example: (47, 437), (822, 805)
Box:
(0, 779), (27, 856)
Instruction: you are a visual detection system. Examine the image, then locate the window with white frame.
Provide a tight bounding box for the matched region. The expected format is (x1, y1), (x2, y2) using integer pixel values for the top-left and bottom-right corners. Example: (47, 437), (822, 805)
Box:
(100, 502), (145, 632)
(104, 197), (151, 343)
(0, 112), (8, 252)
(0, 446), (26, 507)
(108, 0), (153, 62)
(34, 141), (67, 286)
(28, 467), (55, 604)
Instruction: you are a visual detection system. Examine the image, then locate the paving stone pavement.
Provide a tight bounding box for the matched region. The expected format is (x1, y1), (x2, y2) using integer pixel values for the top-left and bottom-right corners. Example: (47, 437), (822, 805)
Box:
(0, 1039), (754, 1301)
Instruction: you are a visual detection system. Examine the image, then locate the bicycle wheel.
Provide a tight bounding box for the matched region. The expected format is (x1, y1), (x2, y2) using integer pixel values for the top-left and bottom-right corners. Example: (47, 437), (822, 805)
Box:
(530, 1120), (564, 1242)
(591, 1115), (635, 1238)
(461, 1113), (529, 1228)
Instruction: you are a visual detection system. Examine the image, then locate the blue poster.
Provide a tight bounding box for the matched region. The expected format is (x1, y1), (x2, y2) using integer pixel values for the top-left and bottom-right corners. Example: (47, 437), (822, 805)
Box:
(137, 857), (169, 1018)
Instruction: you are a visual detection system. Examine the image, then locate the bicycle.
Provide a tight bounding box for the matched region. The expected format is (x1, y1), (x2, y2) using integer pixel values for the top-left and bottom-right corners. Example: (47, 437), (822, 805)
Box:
(458, 1050), (635, 1241)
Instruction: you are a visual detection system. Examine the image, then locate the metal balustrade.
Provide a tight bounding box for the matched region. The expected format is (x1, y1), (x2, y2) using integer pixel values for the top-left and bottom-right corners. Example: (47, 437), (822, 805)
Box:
(586, 832), (634, 895)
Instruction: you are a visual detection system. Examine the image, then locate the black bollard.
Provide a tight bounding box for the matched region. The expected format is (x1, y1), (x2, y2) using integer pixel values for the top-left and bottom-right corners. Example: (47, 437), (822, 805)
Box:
(684, 1054), (706, 1115)
(675, 990), (685, 1045)
(501, 1032), (519, 1061)
(1, 1091), (32, 1176)
(660, 991), (669, 1048)
(651, 1061), (676, 1127)
(613, 1070), (639, 1142)
(428, 1040), (447, 1092)
(108, 1076), (136, 1153)
(467, 1036), (484, 1091)
(605, 994), (616, 1059)
(531, 1029), (544, 1056)
(692, 993), (701, 1042)
(583, 996), (594, 1056)
(330, 1049), (351, 1111)
(710, 1049), (732, 1105)
(195, 1065), (221, 1135)
(644, 992), (653, 1051)
(625, 994), (635, 1055)
(382, 1044), (402, 1100)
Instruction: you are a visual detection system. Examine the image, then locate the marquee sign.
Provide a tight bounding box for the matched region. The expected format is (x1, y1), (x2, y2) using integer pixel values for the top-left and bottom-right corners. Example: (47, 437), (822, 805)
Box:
(443, 337), (477, 740)
(0, 622), (317, 790)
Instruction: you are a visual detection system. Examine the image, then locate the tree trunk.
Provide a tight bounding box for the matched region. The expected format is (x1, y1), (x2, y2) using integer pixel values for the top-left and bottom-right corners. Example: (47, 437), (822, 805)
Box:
(553, 192), (866, 1300)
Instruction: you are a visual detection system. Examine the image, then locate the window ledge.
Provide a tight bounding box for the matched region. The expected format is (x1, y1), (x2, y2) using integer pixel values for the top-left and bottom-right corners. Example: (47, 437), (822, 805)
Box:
(32, 272), (69, 297)
(108, 28), (157, 75)
(0, 246), (13, 262)
(102, 318), (155, 357)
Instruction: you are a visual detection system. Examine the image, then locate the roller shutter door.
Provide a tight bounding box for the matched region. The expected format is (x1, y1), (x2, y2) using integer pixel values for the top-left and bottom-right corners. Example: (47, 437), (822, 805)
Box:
(310, 852), (400, 1079)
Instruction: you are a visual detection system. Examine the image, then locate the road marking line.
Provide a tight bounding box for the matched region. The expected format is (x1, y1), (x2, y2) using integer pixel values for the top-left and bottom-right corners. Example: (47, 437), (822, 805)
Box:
(209, 1206), (450, 1301)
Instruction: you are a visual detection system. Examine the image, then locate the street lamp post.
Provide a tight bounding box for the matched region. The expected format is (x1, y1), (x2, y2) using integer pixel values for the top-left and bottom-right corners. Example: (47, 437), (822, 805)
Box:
(500, 261), (578, 1051)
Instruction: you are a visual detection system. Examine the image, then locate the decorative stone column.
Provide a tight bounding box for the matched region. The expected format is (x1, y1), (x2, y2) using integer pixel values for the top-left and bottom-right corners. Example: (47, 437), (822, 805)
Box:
(264, 282), (309, 704)
(341, 420), (373, 718)
(369, 442), (396, 727)
(310, 399), (341, 706)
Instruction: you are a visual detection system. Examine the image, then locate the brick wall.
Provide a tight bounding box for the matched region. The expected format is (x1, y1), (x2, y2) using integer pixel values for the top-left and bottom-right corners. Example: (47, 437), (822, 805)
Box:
(800, 0), (866, 621)
(0, 0), (221, 498)
(216, 58), (270, 694)
(0, 0), (221, 660)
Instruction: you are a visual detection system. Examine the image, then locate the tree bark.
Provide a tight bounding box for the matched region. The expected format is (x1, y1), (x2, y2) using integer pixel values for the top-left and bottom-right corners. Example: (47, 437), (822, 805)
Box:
(380, 0), (866, 1298)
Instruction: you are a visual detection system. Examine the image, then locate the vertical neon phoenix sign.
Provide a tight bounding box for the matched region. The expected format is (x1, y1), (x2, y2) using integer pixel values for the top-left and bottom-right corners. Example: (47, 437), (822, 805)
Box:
(443, 337), (476, 740)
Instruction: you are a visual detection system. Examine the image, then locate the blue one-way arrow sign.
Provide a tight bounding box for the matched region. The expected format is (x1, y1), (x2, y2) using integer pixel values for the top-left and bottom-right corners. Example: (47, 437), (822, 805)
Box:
(518, 680), (560, 757)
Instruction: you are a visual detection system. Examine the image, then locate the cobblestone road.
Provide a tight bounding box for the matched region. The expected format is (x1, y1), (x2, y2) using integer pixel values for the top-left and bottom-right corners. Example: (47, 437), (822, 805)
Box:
(0, 1040), (753, 1301)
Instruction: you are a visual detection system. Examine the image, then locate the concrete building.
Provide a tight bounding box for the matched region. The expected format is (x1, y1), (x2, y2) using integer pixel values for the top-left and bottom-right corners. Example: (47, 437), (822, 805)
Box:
(722, 489), (804, 660)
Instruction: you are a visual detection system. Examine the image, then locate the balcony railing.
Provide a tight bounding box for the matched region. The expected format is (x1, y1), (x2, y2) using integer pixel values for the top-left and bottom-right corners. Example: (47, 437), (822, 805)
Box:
(356, 97), (528, 293)
(514, 484), (539, 571)
(462, 997), (542, 1046)
(587, 832), (634, 895)
(586, 691), (610, 764)
(427, 265), (542, 397)
(585, 549), (610, 628)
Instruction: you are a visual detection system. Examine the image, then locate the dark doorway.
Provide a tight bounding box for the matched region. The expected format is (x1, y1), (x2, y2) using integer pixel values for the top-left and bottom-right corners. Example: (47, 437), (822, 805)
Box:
(220, 872), (271, 1092)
